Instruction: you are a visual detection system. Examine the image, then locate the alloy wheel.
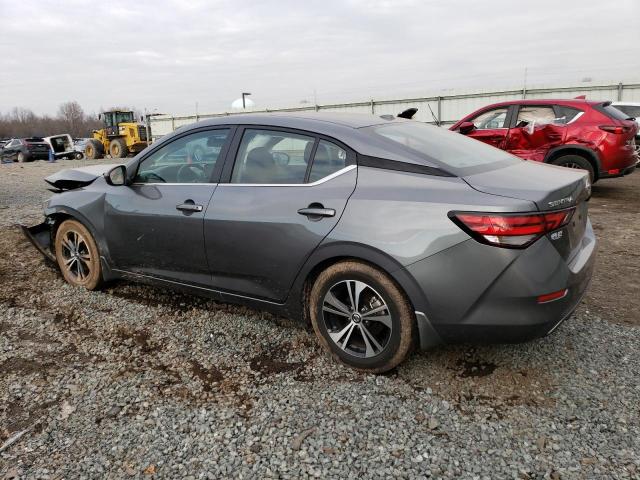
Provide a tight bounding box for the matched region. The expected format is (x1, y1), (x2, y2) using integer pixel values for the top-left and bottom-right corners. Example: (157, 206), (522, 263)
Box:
(564, 161), (583, 169)
(60, 230), (92, 282)
(322, 280), (393, 358)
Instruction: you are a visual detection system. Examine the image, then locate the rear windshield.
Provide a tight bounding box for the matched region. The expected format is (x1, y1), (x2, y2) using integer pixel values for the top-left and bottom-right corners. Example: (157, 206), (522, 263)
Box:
(614, 105), (640, 119)
(367, 122), (520, 176)
(25, 137), (44, 142)
(598, 104), (632, 121)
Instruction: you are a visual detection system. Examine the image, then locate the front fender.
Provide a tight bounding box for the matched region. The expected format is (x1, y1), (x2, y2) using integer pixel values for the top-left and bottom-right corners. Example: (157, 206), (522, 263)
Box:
(44, 190), (112, 265)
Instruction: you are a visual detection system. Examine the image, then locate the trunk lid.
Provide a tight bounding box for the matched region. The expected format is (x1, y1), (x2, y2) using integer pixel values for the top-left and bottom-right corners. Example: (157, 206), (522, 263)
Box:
(462, 160), (590, 260)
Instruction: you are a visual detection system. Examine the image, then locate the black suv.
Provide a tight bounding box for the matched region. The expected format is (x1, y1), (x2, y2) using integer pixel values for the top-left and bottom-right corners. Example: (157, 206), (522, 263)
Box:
(0, 137), (51, 163)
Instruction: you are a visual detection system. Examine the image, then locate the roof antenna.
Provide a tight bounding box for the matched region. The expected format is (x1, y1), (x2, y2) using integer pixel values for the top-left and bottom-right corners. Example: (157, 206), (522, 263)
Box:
(427, 104), (440, 126)
(398, 107), (418, 119)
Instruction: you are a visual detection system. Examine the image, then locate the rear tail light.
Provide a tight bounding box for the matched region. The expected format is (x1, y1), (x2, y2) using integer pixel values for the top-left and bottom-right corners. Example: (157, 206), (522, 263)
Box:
(599, 125), (631, 134)
(449, 208), (575, 248)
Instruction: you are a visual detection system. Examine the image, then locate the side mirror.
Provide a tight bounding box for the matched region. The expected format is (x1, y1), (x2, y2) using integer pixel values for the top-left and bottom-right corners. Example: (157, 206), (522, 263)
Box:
(105, 165), (127, 186)
(458, 121), (476, 134)
(98, 114), (102, 120)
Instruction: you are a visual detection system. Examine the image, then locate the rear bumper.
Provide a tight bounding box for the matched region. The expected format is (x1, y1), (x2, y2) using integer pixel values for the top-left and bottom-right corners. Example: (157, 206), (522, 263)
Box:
(599, 162), (637, 178)
(405, 220), (596, 348)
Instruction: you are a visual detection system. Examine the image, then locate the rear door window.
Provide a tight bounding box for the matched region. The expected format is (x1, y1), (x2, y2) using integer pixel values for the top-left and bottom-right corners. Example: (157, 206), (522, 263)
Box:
(515, 106), (556, 127)
(553, 106), (583, 124)
(308, 140), (348, 182)
(231, 129), (316, 184)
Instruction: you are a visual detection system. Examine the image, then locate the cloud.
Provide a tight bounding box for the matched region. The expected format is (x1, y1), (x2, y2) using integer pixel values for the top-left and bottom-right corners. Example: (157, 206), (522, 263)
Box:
(0, 0), (638, 116)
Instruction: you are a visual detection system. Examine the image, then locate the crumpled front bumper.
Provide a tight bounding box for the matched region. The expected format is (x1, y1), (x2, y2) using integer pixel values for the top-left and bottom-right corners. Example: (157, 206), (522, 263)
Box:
(21, 221), (55, 262)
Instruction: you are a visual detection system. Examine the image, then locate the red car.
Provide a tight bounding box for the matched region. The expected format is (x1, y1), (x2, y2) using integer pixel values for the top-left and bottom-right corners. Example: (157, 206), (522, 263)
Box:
(450, 99), (638, 182)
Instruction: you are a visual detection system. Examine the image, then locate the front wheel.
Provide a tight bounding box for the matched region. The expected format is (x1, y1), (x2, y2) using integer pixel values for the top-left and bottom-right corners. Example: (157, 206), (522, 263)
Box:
(109, 138), (128, 159)
(17, 152), (27, 163)
(54, 219), (103, 290)
(309, 261), (416, 373)
(84, 140), (104, 160)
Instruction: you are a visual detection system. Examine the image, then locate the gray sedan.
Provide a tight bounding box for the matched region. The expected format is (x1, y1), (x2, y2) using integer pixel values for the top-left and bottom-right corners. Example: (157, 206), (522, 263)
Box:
(23, 113), (596, 372)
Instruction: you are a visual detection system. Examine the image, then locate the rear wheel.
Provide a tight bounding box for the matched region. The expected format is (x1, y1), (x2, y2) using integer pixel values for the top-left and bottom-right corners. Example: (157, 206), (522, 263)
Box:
(109, 138), (128, 159)
(309, 261), (415, 373)
(85, 140), (104, 160)
(551, 155), (595, 182)
(54, 220), (103, 290)
(74, 152), (84, 160)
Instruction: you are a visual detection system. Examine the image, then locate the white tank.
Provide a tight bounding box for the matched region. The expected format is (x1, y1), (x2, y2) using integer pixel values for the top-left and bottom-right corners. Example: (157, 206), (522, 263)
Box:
(231, 97), (255, 110)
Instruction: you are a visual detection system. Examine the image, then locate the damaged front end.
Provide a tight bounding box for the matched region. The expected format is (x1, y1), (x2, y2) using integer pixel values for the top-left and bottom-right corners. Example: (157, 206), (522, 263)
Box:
(21, 164), (118, 262)
(21, 218), (56, 262)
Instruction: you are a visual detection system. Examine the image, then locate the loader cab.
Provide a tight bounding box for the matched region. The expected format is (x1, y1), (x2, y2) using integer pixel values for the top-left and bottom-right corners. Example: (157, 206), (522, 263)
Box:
(100, 111), (135, 136)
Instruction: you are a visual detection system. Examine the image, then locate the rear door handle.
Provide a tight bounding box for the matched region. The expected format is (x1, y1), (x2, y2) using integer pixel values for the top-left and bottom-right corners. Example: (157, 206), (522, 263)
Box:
(176, 202), (203, 213)
(297, 207), (336, 218)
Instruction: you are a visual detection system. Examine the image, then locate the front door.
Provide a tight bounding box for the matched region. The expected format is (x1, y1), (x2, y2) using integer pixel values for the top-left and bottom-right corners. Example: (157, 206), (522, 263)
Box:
(204, 128), (357, 301)
(504, 105), (566, 161)
(104, 127), (232, 286)
(462, 106), (511, 149)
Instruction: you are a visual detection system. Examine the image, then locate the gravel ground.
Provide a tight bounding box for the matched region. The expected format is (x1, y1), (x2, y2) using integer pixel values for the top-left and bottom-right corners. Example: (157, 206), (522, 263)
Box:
(0, 160), (639, 479)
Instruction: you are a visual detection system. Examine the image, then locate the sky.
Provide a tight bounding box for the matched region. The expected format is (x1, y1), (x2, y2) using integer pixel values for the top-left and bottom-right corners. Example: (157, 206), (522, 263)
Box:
(1, 0), (638, 116)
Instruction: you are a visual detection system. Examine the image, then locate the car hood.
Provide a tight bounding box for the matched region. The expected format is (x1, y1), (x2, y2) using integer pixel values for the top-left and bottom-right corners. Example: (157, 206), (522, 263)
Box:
(462, 160), (590, 211)
(45, 164), (118, 190)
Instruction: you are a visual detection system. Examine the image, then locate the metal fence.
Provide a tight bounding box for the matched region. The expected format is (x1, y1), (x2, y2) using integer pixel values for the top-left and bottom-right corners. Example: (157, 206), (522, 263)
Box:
(150, 81), (640, 139)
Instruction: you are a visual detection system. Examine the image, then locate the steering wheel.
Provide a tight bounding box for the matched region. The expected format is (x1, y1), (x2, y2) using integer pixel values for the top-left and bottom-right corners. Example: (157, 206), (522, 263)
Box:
(144, 172), (166, 183)
(177, 163), (206, 183)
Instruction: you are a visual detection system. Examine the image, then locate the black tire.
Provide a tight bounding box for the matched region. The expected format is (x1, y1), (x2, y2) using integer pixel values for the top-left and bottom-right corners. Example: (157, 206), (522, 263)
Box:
(17, 152), (27, 163)
(309, 261), (416, 373)
(109, 138), (128, 159)
(85, 140), (104, 160)
(54, 219), (103, 290)
(75, 152), (84, 160)
(550, 154), (595, 182)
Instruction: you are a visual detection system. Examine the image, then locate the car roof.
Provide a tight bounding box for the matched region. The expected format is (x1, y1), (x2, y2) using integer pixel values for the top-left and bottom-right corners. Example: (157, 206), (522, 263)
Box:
(189, 112), (401, 131)
(143, 112), (448, 169)
(479, 98), (605, 108)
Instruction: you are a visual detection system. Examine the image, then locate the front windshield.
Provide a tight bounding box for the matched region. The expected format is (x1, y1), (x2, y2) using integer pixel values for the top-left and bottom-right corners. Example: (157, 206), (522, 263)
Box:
(367, 122), (520, 176)
(115, 112), (134, 124)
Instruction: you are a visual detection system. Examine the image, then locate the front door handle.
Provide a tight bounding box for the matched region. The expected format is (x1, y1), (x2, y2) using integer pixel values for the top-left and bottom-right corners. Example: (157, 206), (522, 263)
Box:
(176, 202), (203, 213)
(297, 206), (336, 218)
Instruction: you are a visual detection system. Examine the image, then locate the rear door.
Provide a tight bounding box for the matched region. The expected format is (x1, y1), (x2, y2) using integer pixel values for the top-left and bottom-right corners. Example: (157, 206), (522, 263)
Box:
(204, 127), (357, 301)
(504, 104), (566, 161)
(104, 127), (232, 286)
(460, 106), (512, 149)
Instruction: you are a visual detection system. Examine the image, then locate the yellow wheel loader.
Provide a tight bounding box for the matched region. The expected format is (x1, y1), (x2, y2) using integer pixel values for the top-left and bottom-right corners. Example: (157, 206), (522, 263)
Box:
(84, 110), (148, 160)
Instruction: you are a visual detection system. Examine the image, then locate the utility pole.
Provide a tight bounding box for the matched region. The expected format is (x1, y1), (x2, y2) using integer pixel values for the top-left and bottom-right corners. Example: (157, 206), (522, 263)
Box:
(242, 92), (251, 109)
(523, 66), (528, 99)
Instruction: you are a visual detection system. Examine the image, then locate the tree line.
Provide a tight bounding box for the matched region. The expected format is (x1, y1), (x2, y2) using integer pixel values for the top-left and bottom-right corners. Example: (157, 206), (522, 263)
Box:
(0, 101), (106, 139)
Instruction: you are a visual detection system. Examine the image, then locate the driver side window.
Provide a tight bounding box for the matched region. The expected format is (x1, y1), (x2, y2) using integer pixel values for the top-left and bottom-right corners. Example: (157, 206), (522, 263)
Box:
(470, 108), (508, 130)
(135, 129), (229, 184)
